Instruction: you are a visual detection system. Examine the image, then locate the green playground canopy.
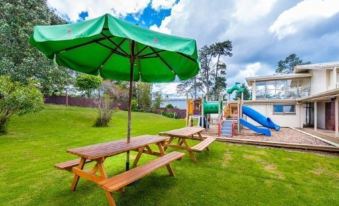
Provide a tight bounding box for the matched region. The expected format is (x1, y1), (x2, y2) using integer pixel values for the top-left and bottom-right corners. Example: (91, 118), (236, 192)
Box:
(30, 13), (199, 82)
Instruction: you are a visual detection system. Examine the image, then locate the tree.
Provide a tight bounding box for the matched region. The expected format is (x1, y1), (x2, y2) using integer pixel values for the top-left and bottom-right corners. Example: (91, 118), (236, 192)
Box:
(177, 41), (232, 100)
(0, 76), (43, 134)
(234, 83), (251, 100)
(276, 54), (311, 74)
(0, 0), (73, 95)
(75, 74), (102, 98)
(152, 92), (162, 110)
(177, 77), (203, 99)
(135, 82), (152, 111)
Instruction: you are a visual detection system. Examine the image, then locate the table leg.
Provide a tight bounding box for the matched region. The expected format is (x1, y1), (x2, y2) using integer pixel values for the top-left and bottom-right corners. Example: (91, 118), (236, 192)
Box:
(71, 157), (86, 191)
(97, 157), (107, 178)
(105, 191), (117, 206)
(132, 146), (145, 168)
(164, 137), (174, 151)
(197, 132), (209, 151)
(157, 142), (175, 176)
(181, 139), (197, 162)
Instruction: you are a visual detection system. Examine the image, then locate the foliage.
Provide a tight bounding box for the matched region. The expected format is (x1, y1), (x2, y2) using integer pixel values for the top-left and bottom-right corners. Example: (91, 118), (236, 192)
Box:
(135, 82), (152, 111)
(234, 83), (251, 100)
(75, 74), (102, 98)
(177, 77), (203, 99)
(0, 76), (43, 133)
(276, 53), (311, 74)
(94, 94), (116, 127)
(94, 81), (127, 127)
(177, 40), (232, 100)
(152, 91), (162, 109)
(131, 99), (138, 111)
(162, 111), (177, 119)
(165, 104), (174, 109)
(0, 0), (73, 95)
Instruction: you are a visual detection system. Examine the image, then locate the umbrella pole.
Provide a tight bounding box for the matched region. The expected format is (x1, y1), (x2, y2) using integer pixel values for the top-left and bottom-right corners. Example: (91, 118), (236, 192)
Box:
(126, 40), (135, 171)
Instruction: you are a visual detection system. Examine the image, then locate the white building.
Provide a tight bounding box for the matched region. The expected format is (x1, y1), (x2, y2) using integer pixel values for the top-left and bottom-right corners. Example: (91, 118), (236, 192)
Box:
(244, 62), (339, 137)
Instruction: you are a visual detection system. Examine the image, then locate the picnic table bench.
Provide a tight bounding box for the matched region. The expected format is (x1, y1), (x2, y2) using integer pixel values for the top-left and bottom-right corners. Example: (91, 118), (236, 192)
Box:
(160, 127), (216, 162)
(55, 135), (184, 206)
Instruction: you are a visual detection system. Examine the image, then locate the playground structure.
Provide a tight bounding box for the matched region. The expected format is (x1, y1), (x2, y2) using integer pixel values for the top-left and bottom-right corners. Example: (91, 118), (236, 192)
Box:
(186, 82), (281, 137)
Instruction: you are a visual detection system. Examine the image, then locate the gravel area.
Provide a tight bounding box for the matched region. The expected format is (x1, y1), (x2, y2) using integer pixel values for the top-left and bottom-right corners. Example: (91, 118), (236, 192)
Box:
(227, 128), (331, 146)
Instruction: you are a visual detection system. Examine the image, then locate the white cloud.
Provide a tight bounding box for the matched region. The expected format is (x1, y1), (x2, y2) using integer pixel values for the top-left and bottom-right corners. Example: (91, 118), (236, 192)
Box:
(230, 62), (271, 85)
(232, 0), (277, 23)
(153, 82), (179, 94)
(47, 0), (150, 21)
(149, 16), (172, 34)
(269, 0), (339, 39)
(151, 0), (177, 11)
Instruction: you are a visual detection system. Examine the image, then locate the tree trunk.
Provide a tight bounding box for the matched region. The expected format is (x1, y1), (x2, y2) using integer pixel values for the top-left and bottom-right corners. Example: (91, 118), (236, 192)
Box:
(0, 116), (9, 134)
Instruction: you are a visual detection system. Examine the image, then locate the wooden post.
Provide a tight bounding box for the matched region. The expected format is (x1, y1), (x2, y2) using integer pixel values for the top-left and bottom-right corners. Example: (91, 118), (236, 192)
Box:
(126, 40), (135, 171)
(252, 81), (256, 100)
(314, 101), (317, 131)
(335, 97), (338, 137)
(65, 88), (69, 107)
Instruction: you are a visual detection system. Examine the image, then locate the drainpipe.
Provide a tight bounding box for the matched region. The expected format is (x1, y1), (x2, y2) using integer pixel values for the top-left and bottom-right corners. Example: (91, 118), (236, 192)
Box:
(335, 97), (338, 138)
(252, 81), (256, 100)
(333, 67), (337, 89)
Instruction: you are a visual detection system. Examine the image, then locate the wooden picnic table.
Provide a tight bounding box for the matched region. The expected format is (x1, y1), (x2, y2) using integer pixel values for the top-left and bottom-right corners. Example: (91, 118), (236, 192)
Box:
(66, 135), (170, 191)
(56, 134), (184, 206)
(160, 127), (216, 161)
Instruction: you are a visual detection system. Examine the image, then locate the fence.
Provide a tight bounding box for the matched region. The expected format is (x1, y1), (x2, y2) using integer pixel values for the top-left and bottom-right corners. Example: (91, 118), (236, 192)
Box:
(44, 96), (186, 118)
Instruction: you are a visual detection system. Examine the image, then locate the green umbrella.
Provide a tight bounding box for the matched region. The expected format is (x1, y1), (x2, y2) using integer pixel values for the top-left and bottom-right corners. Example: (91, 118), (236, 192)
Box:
(30, 13), (199, 170)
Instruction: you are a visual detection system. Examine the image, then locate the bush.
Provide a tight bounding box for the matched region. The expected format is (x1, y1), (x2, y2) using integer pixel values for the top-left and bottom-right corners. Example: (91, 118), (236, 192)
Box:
(94, 94), (116, 127)
(162, 111), (177, 119)
(165, 104), (174, 109)
(131, 99), (138, 111)
(0, 76), (43, 134)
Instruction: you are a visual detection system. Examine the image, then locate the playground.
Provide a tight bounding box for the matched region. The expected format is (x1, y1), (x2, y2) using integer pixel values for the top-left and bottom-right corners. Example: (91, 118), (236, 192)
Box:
(185, 83), (339, 152)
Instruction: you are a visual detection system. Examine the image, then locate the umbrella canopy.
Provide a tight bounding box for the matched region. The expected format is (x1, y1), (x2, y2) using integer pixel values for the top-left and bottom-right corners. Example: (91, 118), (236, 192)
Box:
(30, 13), (200, 170)
(30, 14), (199, 82)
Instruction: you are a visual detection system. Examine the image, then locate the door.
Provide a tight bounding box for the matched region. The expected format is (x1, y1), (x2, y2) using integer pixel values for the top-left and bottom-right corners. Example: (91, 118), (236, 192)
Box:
(325, 101), (335, 130)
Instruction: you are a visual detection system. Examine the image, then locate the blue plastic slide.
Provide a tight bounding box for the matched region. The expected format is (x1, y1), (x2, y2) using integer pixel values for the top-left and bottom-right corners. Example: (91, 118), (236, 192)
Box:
(242, 106), (280, 131)
(239, 118), (271, 136)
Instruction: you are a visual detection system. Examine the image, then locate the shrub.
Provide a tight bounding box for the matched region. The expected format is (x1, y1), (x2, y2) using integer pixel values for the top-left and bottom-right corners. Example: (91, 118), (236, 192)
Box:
(162, 111), (177, 119)
(0, 76), (43, 134)
(131, 98), (138, 111)
(94, 94), (116, 127)
(165, 104), (174, 109)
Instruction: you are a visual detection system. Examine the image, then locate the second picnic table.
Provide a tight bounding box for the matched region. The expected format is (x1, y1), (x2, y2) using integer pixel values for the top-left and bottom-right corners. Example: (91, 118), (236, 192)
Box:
(160, 127), (216, 162)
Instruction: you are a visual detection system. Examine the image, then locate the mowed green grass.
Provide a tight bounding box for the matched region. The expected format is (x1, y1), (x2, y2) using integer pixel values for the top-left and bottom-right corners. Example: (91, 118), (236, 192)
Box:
(0, 105), (338, 206)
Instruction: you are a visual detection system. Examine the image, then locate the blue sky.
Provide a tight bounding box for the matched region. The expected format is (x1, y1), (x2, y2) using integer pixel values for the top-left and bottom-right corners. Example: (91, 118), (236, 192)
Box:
(47, 0), (339, 95)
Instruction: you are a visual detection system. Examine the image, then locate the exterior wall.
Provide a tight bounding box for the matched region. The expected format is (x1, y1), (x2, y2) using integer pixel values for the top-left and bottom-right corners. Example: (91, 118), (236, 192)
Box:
(243, 102), (302, 128)
(310, 70), (328, 95)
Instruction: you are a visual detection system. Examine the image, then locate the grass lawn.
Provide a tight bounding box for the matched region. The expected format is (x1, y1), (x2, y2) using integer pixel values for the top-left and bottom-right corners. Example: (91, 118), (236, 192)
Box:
(0, 105), (338, 206)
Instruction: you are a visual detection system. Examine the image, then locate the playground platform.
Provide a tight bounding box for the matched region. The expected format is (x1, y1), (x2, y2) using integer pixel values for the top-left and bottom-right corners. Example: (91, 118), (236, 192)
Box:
(201, 126), (339, 154)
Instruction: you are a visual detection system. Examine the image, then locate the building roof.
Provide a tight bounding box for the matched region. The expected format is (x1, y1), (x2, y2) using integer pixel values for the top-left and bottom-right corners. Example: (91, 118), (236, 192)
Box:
(246, 73), (312, 86)
(297, 88), (339, 102)
(294, 62), (339, 73)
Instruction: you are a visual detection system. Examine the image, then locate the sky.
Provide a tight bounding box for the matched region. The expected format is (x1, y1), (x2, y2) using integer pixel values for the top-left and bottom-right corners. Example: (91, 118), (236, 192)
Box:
(47, 0), (339, 97)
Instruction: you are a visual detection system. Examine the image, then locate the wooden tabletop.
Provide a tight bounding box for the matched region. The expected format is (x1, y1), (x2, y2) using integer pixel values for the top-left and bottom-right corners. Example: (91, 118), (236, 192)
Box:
(67, 135), (168, 160)
(160, 127), (205, 138)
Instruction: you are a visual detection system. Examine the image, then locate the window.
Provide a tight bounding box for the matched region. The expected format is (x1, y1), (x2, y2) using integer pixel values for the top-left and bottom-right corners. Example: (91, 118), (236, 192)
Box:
(255, 78), (310, 100)
(273, 104), (296, 114)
